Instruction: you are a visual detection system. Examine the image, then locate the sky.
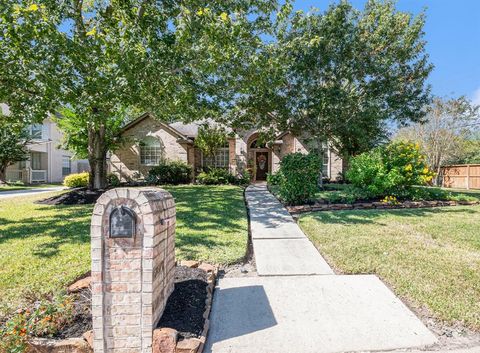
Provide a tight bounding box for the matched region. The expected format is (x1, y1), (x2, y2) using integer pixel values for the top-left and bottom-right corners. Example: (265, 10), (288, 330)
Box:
(292, 0), (480, 104)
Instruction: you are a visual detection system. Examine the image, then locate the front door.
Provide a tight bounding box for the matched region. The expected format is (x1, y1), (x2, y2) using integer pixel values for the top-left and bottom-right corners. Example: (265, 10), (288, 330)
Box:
(255, 152), (268, 181)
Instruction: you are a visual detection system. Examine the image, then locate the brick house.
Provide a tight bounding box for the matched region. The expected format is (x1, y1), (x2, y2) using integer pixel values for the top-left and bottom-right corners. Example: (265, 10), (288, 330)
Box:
(109, 112), (345, 182)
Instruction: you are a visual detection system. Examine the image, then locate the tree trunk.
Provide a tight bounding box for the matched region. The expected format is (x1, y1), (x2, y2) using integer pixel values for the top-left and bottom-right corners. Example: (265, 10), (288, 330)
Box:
(435, 165), (442, 187)
(0, 165), (6, 184)
(88, 123), (108, 190)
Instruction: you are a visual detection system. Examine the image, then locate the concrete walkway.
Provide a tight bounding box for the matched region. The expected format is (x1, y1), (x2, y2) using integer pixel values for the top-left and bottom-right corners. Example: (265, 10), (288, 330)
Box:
(0, 187), (65, 199)
(246, 187), (333, 276)
(205, 184), (437, 353)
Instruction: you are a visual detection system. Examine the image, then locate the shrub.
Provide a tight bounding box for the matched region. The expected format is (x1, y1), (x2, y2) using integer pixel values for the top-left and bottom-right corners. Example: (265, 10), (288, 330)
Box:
(107, 173), (120, 187)
(236, 169), (251, 185)
(197, 168), (235, 185)
(0, 294), (75, 353)
(346, 141), (434, 197)
(277, 152), (321, 205)
(321, 185), (373, 204)
(63, 172), (89, 188)
(146, 161), (192, 185)
(267, 172), (283, 186)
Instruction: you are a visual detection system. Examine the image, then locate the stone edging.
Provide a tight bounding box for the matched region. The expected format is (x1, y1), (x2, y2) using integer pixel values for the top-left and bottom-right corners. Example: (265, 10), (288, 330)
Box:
(286, 199), (480, 214)
(153, 261), (217, 353)
(27, 262), (217, 353)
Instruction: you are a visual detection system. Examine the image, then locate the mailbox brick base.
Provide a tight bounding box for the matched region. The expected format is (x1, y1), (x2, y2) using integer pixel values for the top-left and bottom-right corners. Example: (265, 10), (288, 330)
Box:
(91, 188), (176, 353)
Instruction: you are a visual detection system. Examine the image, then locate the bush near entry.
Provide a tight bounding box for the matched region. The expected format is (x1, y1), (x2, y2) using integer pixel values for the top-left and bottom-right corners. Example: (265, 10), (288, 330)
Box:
(63, 172), (89, 188)
(197, 168), (251, 185)
(276, 152), (321, 205)
(146, 161), (192, 185)
(346, 141), (434, 198)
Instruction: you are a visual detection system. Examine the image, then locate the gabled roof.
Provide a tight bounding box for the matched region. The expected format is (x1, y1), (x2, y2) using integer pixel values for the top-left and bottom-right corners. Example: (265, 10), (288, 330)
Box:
(121, 112), (190, 140)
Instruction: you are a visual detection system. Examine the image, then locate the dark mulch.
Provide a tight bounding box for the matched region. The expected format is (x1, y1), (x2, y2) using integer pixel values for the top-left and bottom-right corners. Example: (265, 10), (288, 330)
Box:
(54, 288), (92, 339)
(35, 188), (103, 205)
(33, 266), (208, 340)
(157, 266), (208, 339)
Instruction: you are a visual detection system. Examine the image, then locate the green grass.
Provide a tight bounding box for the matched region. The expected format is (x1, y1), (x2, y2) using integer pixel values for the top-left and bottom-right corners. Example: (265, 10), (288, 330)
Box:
(0, 183), (61, 192)
(299, 206), (480, 330)
(167, 185), (248, 265)
(0, 185), (247, 318)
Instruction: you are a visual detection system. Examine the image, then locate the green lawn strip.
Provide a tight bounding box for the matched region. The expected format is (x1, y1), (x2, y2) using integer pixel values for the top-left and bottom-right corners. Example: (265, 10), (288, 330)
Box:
(165, 185), (248, 265)
(0, 184), (62, 192)
(0, 185), (248, 318)
(299, 207), (480, 330)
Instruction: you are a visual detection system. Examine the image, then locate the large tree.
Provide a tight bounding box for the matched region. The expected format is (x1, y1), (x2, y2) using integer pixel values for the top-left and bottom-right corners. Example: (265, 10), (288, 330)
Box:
(232, 0), (433, 160)
(0, 0), (277, 189)
(395, 96), (480, 184)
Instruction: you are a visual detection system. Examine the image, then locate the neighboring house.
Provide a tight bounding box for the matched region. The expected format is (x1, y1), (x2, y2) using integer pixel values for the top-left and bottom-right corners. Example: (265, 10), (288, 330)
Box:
(5, 118), (90, 184)
(109, 112), (345, 182)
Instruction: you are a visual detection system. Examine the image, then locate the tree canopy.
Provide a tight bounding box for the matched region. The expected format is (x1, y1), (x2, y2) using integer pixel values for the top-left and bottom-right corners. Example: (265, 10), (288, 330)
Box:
(232, 0), (433, 158)
(0, 0), (278, 188)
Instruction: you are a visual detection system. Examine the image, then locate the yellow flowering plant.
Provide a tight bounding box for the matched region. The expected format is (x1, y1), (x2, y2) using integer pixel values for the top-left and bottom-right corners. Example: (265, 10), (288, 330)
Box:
(347, 141), (435, 198)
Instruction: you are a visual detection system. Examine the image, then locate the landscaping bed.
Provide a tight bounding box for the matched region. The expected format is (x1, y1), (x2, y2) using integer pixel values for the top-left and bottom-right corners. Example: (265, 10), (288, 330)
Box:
(269, 183), (480, 214)
(157, 266), (209, 339)
(36, 188), (103, 205)
(1, 264), (217, 353)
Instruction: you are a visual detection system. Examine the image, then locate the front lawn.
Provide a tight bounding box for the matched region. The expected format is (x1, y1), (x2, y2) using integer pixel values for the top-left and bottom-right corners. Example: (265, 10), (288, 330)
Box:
(0, 185), (247, 318)
(299, 206), (480, 330)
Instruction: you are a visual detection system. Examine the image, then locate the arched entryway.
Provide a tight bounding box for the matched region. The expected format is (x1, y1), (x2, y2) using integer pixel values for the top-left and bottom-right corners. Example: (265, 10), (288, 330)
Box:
(246, 133), (271, 182)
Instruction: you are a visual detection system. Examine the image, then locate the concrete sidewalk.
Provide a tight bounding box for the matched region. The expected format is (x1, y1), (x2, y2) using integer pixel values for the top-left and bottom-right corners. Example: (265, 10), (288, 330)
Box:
(206, 276), (437, 353)
(246, 186), (333, 275)
(205, 184), (438, 353)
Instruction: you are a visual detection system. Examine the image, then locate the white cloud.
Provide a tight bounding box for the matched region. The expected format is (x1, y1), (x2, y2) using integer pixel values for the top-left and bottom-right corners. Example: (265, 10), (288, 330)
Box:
(472, 88), (480, 106)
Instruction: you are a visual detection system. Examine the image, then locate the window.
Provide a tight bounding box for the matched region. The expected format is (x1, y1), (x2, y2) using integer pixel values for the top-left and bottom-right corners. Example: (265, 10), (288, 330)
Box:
(30, 124), (43, 139)
(140, 137), (164, 166)
(306, 140), (329, 177)
(31, 152), (42, 170)
(203, 148), (229, 168)
(322, 147), (329, 177)
(62, 155), (71, 176)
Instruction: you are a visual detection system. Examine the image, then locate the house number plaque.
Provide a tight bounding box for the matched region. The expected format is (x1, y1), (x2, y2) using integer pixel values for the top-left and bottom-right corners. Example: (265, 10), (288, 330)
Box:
(109, 206), (136, 238)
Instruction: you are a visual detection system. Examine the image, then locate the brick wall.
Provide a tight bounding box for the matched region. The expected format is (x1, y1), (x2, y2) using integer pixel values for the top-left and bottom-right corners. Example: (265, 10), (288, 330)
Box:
(91, 188), (176, 353)
(109, 117), (189, 181)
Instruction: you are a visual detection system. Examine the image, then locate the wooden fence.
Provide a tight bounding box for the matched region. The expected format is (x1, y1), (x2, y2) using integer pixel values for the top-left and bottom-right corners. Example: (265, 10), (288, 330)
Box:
(441, 164), (480, 189)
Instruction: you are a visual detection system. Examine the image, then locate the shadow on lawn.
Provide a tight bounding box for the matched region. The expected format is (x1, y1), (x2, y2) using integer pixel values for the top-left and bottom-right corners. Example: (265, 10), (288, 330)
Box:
(168, 186), (248, 263)
(304, 206), (479, 226)
(0, 186), (247, 260)
(0, 205), (91, 258)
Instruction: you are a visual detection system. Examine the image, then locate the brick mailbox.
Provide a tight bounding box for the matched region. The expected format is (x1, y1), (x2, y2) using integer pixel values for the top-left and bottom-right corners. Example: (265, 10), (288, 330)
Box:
(90, 188), (176, 353)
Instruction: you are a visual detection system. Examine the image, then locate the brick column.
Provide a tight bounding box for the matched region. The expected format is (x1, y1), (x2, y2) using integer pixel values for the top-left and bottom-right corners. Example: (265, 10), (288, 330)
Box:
(91, 188), (176, 353)
(228, 137), (236, 175)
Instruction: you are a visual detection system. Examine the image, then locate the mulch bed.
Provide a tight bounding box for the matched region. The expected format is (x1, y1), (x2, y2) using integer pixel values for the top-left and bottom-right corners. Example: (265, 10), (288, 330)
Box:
(30, 266), (208, 340)
(54, 288), (92, 339)
(157, 266), (208, 339)
(35, 188), (103, 205)
(286, 199), (480, 214)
